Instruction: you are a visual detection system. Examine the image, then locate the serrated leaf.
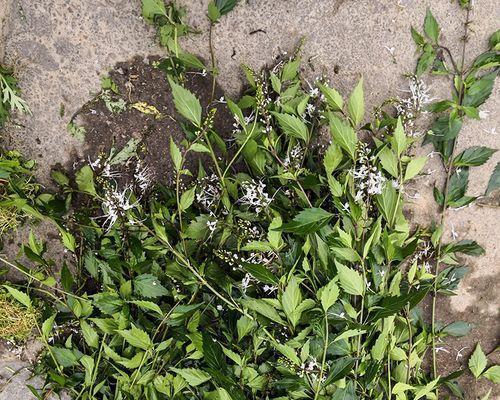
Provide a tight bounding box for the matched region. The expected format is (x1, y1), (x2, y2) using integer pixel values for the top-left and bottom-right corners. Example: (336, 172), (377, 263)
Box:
(215, 0), (238, 16)
(391, 117), (407, 157)
(241, 262), (278, 285)
(318, 82), (343, 111)
(281, 208), (333, 234)
(241, 298), (285, 325)
(142, 0), (166, 21)
(336, 262), (364, 296)
(272, 112), (308, 141)
(378, 146), (398, 178)
(317, 280), (340, 312)
(3, 285), (32, 308)
(51, 347), (80, 368)
(454, 147), (496, 167)
(134, 274), (169, 298)
(117, 326), (152, 350)
(180, 186), (196, 211)
(468, 343), (487, 378)
(75, 165), (96, 195)
(168, 78), (202, 126)
(424, 8), (439, 42)
(41, 314), (56, 338)
(329, 114), (357, 160)
(170, 137), (182, 171)
(347, 77), (364, 126)
(80, 320), (99, 348)
(404, 156), (427, 181)
(483, 365), (500, 384)
(171, 368), (211, 386)
(486, 162), (500, 195)
(129, 300), (163, 317)
(324, 142), (343, 174)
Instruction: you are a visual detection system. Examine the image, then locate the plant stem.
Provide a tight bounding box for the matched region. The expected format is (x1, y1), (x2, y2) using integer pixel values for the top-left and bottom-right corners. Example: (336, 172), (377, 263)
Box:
(431, 5), (471, 384)
(314, 313), (329, 400)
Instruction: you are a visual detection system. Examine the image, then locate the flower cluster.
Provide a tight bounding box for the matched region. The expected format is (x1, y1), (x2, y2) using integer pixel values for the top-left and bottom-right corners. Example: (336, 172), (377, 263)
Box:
(195, 174), (221, 214)
(352, 142), (385, 202)
(283, 145), (304, 169)
(239, 180), (272, 213)
(101, 185), (138, 231)
(395, 76), (433, 136)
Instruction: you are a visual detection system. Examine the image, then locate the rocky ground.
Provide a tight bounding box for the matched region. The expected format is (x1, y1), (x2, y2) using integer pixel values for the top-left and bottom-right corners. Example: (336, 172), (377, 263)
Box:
(0, 0), (498, 398)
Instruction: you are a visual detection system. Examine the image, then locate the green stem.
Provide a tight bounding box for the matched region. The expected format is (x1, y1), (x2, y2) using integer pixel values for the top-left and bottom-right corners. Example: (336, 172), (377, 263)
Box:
(314, 313), (329, 400)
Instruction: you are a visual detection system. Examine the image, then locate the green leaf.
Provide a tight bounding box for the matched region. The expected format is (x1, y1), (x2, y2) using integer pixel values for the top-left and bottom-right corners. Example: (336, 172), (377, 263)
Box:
(129, 300), (163, 317)
(324, 357), (355, 385)
(317, 280), (340, 312)
(336, 262), (364, 296)
(51, 347), (80, 368)
(215, 0), (238, 16)
(170, 137), (182, 171)
(378, 146), (398, 178)
(424, 8), (440, 42)
(463, 73), (496, 108)
(410, 27), (425, 46)
(180, 186), (196, 211)
(375, 182), (399, 227)
(202, 333), (226, 370)
(324, 142), (343, 174)
(109, 138), (140, 165)
(207, 1), (221, 22)
(241, 262), (278, 285)
(241, 298), (285, 325)
(414, 377), (439, 400)
(3, 285), (32, 308)
(490, 29), (500, 50)
(318, 82), (343, 111)
(416, 49), (435, 76)
(134, 274), (169, 298)
(142, 0), (166, 21)
(453, 146), (496, 167)
(469, 343), (487, 378)
(75, 165), (96, 195)
(272, 112), (308, 141)
(404, 156), (427, 181)
(329, 115), (357, 160)
(441, 321), (472, 337)
(41, 314), (56, 338)
(80, 320), (99, 348)
(281, 58), (300, 81)
(282, 276), (302, 327)
(236, 315), (253, 341)
(171, 368), (211, 386)
(272, 342), (300, 366)
(391, 117), (407, 157)
(281, 208), (333, 235)
(483, 365), (500, 384)
(190, 143), (211, 153)
(446, 167), (469, 206)
(117, 326), (152, 350)
(486, 162), (500, 195)
(347, 77), (364, 126)
(168, 77), (202, 126)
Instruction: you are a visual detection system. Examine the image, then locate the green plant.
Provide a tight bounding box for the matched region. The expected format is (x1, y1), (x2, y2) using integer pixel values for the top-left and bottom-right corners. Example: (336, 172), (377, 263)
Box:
(0, 65), (30, 126)
(0, 150), (39, 239)
(411, 7), (499, 396)
(0, 2), (497, 400)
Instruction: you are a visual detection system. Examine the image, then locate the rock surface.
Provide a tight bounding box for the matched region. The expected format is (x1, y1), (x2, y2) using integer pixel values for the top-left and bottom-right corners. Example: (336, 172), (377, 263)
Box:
(0, 0), (498, 398)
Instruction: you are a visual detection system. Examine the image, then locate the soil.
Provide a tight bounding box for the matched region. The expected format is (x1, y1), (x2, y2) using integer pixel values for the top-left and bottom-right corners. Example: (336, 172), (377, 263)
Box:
(70, 55), (233, 185)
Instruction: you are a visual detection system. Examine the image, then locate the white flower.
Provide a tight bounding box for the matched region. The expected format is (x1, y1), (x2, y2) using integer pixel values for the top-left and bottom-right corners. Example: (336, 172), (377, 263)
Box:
(134, 161), (152, 192)
(241, 273), (252, 293)
(309, 87), (319, 97)
(216, 305), (223, 311)
(101, 185), (138, 231)
(239, 180), (272, 213)
(479, 110), (490, 120)
(206, 219), (218, 236)
(263, 284), (277, 294)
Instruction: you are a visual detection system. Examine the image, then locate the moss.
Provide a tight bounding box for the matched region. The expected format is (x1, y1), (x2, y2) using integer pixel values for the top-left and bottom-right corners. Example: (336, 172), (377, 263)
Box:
(0, 294), (39, 342)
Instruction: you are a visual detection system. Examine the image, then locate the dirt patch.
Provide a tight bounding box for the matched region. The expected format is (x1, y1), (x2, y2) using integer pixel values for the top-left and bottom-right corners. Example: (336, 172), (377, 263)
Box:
(70, 55), (233, 185)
